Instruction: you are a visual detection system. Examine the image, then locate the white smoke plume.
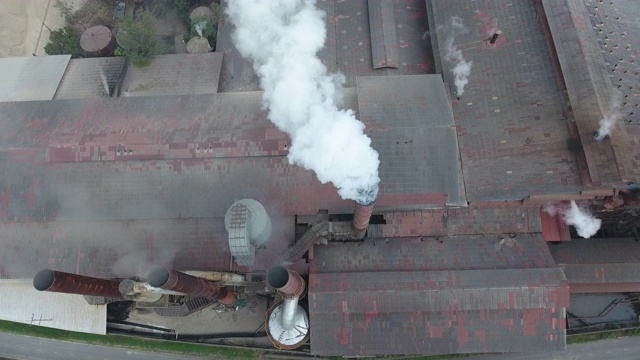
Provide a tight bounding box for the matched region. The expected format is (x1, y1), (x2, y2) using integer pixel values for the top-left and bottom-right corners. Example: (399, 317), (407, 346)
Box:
(194, 21), (207, 38)
(594, 91), (623, 141)
(444, 16), (473, 98)
(546, 201), (601, 238)
(227, 0), (380, 204)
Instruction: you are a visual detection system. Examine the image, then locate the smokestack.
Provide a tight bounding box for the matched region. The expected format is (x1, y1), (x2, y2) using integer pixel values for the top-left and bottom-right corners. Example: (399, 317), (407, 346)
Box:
(353, 199), (375, 239)
(147, 268), (236, 305)
(265, 266), (309, 350)
(33, 269), (124, 299)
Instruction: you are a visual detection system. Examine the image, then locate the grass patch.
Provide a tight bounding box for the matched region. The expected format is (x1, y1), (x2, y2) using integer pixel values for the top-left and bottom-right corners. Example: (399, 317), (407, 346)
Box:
(567, 327), (640, 344)
(0, 320), (260, 359)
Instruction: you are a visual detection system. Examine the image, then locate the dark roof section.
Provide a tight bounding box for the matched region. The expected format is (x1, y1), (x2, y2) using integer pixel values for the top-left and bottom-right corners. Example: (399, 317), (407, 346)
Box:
(368, 0), (399, 69)
(578, 0), (640, 183)
(309, 236), (569, 356)
(216, 0), (434, 92)
(357, 75), (466, 206)
(54, 57), (127, 100)
(121, 53), (224, 97)
(548, 238), (640, 293)
(430, 0), (584, 201)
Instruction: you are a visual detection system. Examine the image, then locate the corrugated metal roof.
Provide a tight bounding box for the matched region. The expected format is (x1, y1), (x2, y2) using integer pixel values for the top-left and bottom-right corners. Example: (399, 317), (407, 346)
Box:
(0, 55), (70, 102)
(313, 234), (556, 273)
(357, 75), (465, 206)
(0, 279), (106, 335)
(54, 57), (127, 100)
(121, 53), (223, 97)
(368, 0), (399, 69)
(309, 233), (569, 356)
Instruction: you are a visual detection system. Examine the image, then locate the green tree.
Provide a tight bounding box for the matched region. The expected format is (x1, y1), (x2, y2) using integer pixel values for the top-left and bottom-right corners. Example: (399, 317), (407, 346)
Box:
(44, 25), (83, 58)
(116, 11), (167, 67)
(209, 2), (223, 24)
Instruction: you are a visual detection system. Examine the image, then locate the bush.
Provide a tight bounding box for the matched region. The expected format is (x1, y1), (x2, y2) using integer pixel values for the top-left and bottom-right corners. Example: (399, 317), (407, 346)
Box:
(116, 11), (167, 67)
(44, 25), (83, 58)
(150, 0), (173, 19)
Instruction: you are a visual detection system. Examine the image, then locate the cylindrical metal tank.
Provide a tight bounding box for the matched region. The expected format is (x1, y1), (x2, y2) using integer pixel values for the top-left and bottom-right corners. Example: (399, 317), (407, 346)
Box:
(265, 266), (309, 350)
(33, 269), (124, 299)
(224, 199), (273, 247)
(186, 37), (212, 54)
(80, 25), (117, 57)
(190, 6), (214, 21)
(147, 268), (236, 304)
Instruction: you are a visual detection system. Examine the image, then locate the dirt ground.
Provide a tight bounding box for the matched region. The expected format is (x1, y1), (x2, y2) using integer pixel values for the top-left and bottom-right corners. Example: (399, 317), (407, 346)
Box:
(0, 0), (187, 58)
(0, 0), (87, 57)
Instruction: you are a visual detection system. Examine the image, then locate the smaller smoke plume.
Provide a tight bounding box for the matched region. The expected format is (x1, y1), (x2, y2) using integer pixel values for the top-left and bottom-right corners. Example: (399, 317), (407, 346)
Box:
(194, 21), (207, 38)
(594, 91), (623, 141)
(546, 201), (601, 238)
(99, 67), (110, 96)
(444, 16), (473, 97)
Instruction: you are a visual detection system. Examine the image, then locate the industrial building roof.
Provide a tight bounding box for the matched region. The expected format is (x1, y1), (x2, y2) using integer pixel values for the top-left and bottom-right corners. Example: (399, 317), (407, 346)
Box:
(431, 0), (585, 201)
(357, 74), (465, 206)
(0, 55), (70, 102)
(217, 0), (434, 92)
(121, 53), (223, 97)
(548, 238), (640, 293)
(0, 279), (106, 335)
(309, 235), (569, 356)
(54, 57), (127, 100)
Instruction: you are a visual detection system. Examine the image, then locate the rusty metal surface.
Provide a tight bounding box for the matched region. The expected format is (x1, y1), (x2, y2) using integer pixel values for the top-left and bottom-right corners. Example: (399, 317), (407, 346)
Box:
(148, 268), (228, 300)
(33, 269), (123, 299)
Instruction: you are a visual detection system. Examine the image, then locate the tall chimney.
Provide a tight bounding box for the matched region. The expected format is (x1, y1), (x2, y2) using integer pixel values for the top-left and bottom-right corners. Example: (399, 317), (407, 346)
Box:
(489, 30), (502, 45)
(147, 268), (236, 305)
(352, 200), (375, 239)
(265, 266), (310, 350)
(33, 269), (124, 299)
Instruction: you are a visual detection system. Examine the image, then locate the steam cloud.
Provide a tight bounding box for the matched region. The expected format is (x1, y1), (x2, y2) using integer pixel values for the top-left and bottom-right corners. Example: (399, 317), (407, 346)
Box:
(544, 201), (602, 238)
(227, 0), (380, 204)
(444, 16), (473, 97)
(594, 91), (623, 141)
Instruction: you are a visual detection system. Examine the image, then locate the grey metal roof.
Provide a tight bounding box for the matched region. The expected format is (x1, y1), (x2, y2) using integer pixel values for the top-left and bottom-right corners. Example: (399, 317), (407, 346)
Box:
(54, 57), (127, 100)
(368, 0), (399, 69)
(121, 53), (223, 97)
(0, 55), (70, 102)
(357, 74), (465, 206)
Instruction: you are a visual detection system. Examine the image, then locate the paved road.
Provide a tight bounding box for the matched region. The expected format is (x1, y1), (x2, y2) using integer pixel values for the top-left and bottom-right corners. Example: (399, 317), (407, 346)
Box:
(2, 332), (640, 360)
(476, 336), (640, 360)
(0, 333), (210, 360)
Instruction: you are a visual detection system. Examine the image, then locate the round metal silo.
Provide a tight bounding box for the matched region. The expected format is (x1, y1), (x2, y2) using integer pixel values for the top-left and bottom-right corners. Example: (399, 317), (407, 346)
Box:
(224, 199), (273, 247)
(190, 6), (214, 22)
(80, 25), (117, 57)
(186, 36), (212, 54)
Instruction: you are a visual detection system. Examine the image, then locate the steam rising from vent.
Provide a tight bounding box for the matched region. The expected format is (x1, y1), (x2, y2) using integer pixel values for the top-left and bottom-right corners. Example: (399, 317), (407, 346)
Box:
(594, 91), (623, 141)
(194, 21), (207, 38)
(545, 201), (602, 239)
(227, 0), (380, 204)
(444, 16), (473, 97)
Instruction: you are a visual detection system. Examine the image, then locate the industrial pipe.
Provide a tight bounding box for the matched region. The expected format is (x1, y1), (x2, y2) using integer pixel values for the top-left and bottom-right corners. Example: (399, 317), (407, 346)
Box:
(265, 266), (309, 350)
(118, 279), (183, 302)
(353, 200), (375, 239)
(33, 269), (124, 299)
(147, 268), (236, 305)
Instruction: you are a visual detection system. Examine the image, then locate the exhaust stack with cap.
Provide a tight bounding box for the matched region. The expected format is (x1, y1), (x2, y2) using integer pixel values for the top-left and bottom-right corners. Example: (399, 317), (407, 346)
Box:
(265, 266), (309, 350)
(33, 269), (124, 299)
(147, 268), (236, 305)
(353, 200), (375, 239)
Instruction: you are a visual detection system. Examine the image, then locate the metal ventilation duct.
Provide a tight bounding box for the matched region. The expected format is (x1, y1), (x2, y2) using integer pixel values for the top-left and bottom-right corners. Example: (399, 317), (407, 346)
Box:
(224, 199), (272, 266)
(147, 268), (236, 305)
(33, 269), (124, 299)
(265, 266), (309, 350)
